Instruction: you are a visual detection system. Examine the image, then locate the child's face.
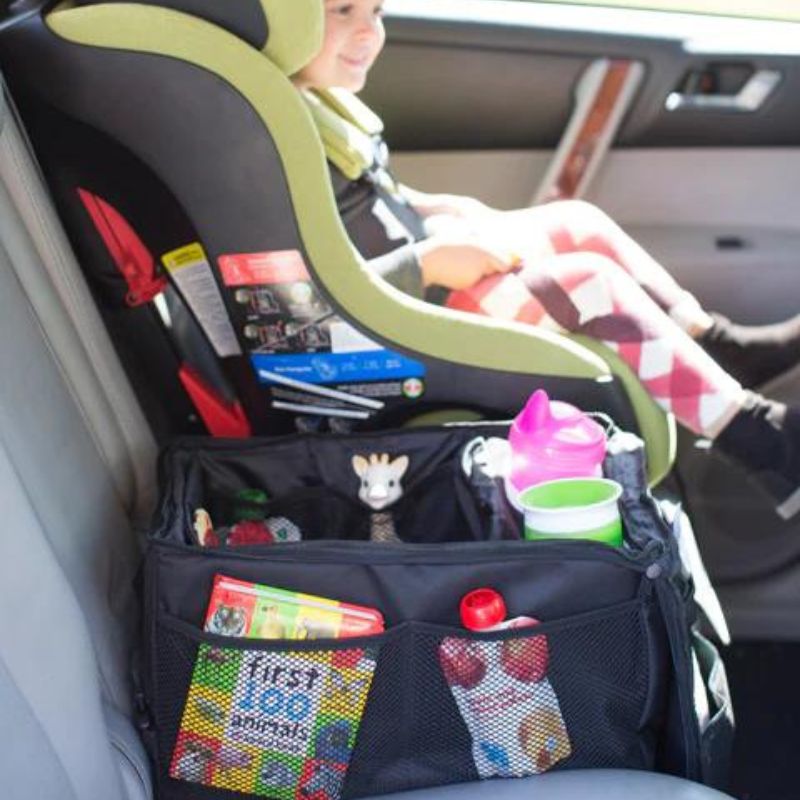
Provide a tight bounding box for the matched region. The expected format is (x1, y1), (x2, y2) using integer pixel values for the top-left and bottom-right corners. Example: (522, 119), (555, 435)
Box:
(294, 0), (386, 92)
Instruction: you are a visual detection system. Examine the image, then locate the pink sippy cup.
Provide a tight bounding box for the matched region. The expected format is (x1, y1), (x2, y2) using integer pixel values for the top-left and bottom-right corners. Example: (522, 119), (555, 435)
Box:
(505, 389), (607, 509)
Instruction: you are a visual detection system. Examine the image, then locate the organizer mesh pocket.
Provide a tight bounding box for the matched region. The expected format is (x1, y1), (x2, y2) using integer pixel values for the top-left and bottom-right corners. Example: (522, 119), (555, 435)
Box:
(155, 621), (378, 800)
(430, 605), (647, 778)
(153, 600), (656, 800)
(344, 600), (655, 798)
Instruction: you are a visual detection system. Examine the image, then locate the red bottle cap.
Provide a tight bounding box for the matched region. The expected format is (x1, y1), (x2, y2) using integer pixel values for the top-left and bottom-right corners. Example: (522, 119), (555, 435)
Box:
(460, 588), (507, 631)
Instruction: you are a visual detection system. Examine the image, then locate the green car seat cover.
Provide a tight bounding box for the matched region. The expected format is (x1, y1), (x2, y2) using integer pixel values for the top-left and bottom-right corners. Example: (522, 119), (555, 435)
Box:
(303, 88), (384, 181)
(259, 0), (323, 76)
(302, 87), (676, 484)
(72, 0), (323, 75)
(314, 87), (384, 136)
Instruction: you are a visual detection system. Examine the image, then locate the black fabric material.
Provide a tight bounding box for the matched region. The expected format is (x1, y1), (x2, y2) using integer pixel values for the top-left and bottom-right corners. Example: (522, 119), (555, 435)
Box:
(152, 599), (661, 799)
(699, 312), (800, 389)
(331, 165), (427, 257)
(75, 0), (270, 50)
(139, 425), (724, 799)
(0, 16), (324, 434)
(157, 425), (517, 551)
(5, 89), (235, 438)
(330, 158), (428, 300)
(726, 641), (800, 800)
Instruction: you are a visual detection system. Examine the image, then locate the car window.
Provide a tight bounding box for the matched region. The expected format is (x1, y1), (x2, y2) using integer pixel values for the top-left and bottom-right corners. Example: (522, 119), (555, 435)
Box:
(477, 0), (800, 22)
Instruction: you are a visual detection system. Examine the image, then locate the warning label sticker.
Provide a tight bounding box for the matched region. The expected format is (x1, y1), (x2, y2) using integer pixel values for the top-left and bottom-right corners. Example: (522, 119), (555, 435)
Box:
(162, 243), (241, 358)
(218, 250), (308, 287)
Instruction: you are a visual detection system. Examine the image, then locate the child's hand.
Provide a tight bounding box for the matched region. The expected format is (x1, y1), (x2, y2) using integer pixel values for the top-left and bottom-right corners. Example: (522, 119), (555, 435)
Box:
(416, 236), (515, 291)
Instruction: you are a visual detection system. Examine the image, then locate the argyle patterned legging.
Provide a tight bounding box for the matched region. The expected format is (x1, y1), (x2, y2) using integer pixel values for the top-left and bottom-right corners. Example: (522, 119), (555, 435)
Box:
(442, 200), (744, 437)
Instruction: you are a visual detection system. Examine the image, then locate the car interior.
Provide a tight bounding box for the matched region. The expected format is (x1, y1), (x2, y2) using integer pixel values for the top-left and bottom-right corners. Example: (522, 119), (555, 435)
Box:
(0, 0), (798, 799)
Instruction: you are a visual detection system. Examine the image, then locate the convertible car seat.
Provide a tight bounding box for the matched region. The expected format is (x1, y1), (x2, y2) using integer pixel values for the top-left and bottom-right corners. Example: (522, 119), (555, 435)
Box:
(0, 0), (675, 483)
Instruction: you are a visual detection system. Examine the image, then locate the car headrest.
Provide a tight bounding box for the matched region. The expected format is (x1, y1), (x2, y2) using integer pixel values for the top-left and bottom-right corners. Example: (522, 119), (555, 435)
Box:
(73, 0), (323, 74)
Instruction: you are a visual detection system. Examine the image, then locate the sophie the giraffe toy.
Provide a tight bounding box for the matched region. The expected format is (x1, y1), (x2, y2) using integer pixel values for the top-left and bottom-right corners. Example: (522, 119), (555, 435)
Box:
(352, 453), (409, 543)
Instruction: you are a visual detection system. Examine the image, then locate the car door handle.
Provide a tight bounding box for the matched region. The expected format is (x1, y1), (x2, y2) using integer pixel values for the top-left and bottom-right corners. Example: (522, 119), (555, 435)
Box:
(665, 69), (781, 112)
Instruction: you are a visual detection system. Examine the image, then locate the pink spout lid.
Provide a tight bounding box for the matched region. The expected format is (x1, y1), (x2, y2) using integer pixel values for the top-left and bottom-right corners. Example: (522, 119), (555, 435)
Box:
(509, 389), (606, 467)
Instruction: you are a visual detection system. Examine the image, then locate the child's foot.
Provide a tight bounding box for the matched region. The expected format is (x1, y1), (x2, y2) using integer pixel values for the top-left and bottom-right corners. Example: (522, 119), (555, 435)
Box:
(698, 312), (800, 388)
(714, 392), (800, 519)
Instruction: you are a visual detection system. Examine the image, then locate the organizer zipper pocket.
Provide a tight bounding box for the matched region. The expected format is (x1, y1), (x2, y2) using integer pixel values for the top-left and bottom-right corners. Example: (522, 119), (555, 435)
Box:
(153, 614), (397, 800)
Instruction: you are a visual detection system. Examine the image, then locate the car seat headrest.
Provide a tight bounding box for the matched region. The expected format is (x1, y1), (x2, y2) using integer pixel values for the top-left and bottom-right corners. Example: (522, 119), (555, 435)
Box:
(73, 0), (323, 75)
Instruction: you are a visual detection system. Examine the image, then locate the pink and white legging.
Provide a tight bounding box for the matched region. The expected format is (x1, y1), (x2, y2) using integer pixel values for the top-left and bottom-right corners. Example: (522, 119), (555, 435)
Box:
(442, 200), (745, 438)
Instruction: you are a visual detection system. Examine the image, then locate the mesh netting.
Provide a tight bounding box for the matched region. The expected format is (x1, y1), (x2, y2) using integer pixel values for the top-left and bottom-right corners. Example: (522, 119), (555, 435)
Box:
(155, 624), (377, 799)
(154, 600), (655, 800)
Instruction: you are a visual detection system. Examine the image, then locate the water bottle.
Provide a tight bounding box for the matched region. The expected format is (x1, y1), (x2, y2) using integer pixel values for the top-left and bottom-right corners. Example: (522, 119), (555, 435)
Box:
(505, 389), (607, 509)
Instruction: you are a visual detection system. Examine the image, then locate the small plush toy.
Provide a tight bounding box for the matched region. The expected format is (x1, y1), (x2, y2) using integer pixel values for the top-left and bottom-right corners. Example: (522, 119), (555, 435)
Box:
(352, 453), (409, 543)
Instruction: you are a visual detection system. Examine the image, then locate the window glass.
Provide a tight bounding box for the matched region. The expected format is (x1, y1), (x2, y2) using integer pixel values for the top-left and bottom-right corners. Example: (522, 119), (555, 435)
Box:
(518, 1), (800, 22)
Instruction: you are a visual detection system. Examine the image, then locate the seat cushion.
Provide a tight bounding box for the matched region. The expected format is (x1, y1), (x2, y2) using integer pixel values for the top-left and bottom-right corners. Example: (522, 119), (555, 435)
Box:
(375, 769), (735, 800)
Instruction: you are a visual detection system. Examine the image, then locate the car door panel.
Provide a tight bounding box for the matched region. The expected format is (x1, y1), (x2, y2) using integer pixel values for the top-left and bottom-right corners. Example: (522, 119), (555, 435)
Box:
(368, 3), (800, 149)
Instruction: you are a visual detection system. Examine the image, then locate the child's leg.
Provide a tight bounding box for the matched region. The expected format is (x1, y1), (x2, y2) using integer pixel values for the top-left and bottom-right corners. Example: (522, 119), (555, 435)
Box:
(486, 201), (712, 335)
(473, 201), (800, 387)
(446, 255), (800, 514)
(448, 253), (745, 438)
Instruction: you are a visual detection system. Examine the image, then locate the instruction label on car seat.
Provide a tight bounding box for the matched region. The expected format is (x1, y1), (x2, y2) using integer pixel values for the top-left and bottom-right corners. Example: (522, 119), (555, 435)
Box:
(217, 250), (426, 411)
(162, 243), (242, 357)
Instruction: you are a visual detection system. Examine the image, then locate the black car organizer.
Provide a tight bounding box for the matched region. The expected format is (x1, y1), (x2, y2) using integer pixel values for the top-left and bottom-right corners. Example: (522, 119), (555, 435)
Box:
(140, 423), (732, 800)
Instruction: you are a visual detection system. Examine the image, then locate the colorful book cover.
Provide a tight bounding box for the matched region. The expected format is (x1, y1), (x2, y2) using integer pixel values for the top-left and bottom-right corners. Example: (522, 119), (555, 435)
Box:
(202, 575), (385, 640)
(170, 576), (381, 798)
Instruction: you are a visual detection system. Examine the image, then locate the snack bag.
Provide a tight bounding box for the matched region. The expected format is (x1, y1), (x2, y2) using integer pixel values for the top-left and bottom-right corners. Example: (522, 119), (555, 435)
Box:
(439, 596), (572, 778)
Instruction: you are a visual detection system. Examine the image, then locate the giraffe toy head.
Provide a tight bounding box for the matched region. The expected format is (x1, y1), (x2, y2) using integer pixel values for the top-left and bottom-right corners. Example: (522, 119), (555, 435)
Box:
(352, 453), (409, 511)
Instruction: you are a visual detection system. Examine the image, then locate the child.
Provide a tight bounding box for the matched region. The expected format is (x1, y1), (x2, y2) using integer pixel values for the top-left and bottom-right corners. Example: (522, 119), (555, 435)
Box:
(292, 0), (800, 517)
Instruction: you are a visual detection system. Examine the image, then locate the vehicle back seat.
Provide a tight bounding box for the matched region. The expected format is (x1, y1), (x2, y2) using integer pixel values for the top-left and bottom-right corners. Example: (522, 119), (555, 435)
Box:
(0, 82), (152, 799)
(0, 73), (734, 800)
(0, 78), (157, 524)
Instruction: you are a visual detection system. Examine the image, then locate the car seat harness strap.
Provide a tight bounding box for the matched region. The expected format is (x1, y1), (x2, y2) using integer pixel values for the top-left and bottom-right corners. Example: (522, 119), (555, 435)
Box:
(77, 187), (167, 306)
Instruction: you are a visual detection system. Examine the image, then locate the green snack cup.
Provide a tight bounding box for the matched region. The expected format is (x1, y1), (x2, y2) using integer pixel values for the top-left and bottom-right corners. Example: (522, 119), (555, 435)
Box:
(520, 477), (623, 547)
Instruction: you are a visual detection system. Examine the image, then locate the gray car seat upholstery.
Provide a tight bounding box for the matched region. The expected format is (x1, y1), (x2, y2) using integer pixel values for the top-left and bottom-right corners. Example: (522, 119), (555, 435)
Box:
(0, 84), (157, 523)
(0, 86), (145, 712)
(0, 81), (152, 799)
(381, 770), (735, 800)
(0, 440), (149, 800)
(0, 70), (733, 800)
